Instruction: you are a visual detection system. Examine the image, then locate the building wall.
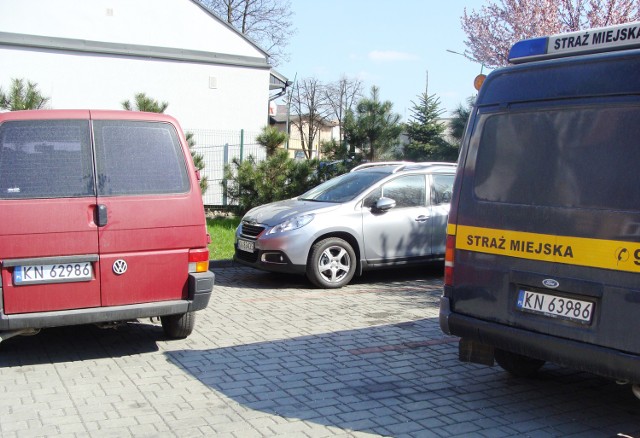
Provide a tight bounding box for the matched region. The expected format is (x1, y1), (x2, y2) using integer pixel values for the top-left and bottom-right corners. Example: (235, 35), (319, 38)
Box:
(0, 0), (272, 132)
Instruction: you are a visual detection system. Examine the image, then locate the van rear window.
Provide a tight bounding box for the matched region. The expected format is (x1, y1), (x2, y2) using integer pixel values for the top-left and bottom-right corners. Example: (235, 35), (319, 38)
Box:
(0, 120), (94, 199)
(474, 105), (640, 211)
(93, 121), (190, 196)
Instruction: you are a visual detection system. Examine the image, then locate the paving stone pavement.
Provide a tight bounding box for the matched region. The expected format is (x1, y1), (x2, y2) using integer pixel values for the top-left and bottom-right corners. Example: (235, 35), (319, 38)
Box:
(1, 263), (639, 438)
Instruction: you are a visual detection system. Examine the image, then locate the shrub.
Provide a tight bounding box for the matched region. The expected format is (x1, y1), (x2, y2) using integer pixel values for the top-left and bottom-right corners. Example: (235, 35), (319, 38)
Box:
(223, 150), (321, 215)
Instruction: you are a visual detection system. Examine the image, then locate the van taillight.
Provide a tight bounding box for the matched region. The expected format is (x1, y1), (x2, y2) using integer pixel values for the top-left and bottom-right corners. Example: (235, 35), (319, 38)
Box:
(189, 248), (209, 273)
(444, 234), (455, 286)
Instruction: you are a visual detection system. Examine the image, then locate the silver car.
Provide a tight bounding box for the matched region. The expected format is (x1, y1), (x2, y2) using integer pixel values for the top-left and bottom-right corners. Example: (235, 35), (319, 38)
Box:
(234, 162), (457, 288)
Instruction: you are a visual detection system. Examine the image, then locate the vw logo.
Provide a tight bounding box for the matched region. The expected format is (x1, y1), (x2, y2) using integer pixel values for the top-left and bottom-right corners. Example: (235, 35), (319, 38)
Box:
(542, 278), (559, 289)
(113, 259), (128, 275)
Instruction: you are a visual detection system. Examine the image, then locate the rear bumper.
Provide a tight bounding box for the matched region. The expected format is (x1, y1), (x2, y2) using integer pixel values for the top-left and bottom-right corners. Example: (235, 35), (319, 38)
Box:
(440, 296), (640, 383)
(0, 271), (214, 331)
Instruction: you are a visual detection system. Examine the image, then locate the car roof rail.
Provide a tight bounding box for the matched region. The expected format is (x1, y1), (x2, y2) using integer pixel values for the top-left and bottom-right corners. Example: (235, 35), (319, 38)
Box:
(350, 161), (413, 172)
(394, 162), (457, 172)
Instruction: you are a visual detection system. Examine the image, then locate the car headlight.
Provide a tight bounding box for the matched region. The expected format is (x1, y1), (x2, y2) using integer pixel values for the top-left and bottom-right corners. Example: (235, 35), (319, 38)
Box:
(266, 214), (314, 235)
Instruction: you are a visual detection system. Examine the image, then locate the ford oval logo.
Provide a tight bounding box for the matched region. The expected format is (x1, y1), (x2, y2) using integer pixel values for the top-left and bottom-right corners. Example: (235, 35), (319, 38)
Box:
(542, 278), (559, 289)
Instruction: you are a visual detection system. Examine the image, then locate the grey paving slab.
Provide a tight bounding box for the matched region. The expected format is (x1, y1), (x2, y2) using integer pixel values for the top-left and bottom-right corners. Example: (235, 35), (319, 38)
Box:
(0, 263), (639, 437)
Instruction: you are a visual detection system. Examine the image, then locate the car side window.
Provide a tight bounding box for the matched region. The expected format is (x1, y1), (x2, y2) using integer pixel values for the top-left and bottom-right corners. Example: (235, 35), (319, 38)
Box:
(432, 174), (454, 205)
(381, 175), (426, 208)
(93, 121), (190, 196)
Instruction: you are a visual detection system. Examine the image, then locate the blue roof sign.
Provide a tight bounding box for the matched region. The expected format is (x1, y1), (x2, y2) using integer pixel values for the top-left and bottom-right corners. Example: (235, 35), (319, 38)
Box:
(509, 21), (640, 63)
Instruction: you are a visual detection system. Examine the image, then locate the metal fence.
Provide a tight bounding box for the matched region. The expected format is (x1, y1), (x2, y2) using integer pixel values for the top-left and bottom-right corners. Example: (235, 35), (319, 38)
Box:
(186, 128), (265, 207)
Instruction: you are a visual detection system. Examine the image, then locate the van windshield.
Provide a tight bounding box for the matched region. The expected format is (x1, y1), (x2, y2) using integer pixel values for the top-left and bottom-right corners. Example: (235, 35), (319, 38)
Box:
(474, 104), (640, 211)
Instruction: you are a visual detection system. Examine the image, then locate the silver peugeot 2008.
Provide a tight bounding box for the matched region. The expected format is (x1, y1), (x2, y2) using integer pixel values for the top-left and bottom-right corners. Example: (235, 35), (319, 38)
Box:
(234, 162), (456, 288)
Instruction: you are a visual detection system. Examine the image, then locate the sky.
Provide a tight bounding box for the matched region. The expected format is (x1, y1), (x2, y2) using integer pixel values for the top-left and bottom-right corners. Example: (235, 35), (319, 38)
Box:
(276, 0), (490, 121)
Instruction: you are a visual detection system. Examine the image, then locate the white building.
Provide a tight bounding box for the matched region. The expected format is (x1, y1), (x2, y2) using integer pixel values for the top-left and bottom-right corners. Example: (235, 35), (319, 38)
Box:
(0, 0), (288, 205)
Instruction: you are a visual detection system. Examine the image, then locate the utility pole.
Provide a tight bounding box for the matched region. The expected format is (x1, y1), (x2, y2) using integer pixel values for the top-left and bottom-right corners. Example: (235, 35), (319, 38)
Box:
(425, 70), (429, 95)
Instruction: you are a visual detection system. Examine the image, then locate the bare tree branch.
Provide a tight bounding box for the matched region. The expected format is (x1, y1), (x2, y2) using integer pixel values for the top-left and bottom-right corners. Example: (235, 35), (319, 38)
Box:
(325, 76), (364, 143)
(199, 0), (296, 65)
(289, 78), (331, 159)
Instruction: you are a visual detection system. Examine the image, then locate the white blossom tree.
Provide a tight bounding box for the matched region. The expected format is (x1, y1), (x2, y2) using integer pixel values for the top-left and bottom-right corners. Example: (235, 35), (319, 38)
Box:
(462, 0), (640, 68)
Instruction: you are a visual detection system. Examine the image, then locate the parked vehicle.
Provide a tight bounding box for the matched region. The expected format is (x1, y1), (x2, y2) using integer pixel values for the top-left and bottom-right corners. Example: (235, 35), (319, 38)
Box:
(440, 22), (640, 398)
(234, 162), (456, 288)
(0, 110), (214, 342)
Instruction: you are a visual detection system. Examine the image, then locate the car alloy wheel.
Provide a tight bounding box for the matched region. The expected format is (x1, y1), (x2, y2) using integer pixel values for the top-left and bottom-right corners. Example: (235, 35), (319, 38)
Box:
(307, 237), (356, 289)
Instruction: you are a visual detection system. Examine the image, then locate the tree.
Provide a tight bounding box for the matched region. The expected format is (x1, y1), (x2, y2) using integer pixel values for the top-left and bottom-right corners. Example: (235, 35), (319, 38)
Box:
(121, 93), (208, 193)
(197, 0), (295, 66)
(324, 76), (363, 144)
(449, 96), (475, 146)
(256, 125), (288, 157)
(121, 92), (168, 113)
(185, 132), (209, 194)
(223, 150), (320, 214)
(403, 93), (457, 162)
(289, 77), (331, 159)
(318, 139), (363, 179)
(343, 86), (402, 162)
(0, 78), (49, 110)
(462, 0), (640, 68)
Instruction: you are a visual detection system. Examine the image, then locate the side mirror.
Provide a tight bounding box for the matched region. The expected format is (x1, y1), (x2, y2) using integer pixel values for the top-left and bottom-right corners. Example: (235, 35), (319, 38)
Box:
(375, 197), (396, 212)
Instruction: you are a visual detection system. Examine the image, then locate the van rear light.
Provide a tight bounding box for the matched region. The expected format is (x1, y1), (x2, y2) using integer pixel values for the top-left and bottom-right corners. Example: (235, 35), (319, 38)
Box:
(189, 248), (209, 273)
(444, 234), (455, 286)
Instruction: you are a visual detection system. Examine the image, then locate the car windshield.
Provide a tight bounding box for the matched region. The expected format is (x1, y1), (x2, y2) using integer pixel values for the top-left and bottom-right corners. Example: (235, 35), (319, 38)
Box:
(299, 170), (389, 203)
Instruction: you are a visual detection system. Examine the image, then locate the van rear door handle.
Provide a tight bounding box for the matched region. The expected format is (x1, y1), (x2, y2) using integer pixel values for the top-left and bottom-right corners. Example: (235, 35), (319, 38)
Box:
(96, 204), (108, 227)
(415, 215), (430, 222)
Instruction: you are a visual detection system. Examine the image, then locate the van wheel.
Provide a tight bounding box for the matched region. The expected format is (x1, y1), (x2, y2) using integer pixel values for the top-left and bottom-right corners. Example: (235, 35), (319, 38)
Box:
(307, 237), (356, 289)
(494, 349), (545, 377)
(161, 312), (196, 339)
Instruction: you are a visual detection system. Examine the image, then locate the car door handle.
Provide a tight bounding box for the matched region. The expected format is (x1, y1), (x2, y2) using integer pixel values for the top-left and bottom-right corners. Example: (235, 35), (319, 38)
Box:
(96, 204), (108, 227)
(415, 215), (430, 222)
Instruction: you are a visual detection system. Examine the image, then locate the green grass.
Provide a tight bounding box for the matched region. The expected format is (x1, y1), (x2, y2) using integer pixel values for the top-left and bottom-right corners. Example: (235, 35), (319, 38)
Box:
(207, 216), (241, 260)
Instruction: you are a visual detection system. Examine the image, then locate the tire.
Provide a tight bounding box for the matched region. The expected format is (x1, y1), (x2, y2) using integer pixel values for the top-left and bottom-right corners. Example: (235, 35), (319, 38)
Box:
(494, 348), (545, 378)
(161, 311), (196, 339)
(307, 237), (356, 289)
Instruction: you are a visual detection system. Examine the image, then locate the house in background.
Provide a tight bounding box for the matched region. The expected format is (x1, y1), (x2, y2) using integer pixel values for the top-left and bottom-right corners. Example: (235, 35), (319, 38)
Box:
(269, 104), (338, 159)
(0, 0), (288, 205)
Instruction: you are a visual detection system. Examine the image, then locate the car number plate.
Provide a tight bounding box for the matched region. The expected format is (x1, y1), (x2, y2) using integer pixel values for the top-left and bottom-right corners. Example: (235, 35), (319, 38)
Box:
(238, 239), (255, 253)
(13, 262), (93, 285)
(517, 290), (594, 324)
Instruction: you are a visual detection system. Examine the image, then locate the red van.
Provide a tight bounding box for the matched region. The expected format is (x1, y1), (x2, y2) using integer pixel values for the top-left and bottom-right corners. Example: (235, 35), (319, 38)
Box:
(0, 110), (214, 342)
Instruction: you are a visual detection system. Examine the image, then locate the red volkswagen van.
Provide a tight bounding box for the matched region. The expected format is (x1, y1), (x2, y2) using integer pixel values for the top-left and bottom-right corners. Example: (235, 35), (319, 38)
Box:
(0, 110), (213, 342)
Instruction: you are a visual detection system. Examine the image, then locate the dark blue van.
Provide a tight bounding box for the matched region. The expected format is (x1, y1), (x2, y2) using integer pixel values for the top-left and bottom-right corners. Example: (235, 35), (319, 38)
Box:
(440, 21), (640, 399)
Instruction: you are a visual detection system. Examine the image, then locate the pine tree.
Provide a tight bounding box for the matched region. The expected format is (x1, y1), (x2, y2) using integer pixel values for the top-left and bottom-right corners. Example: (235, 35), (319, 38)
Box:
(256, 125), (288, 157)
(0, 78), (49, 110)
(404, 93), (457, 162)
(344, 86), (402, 161)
